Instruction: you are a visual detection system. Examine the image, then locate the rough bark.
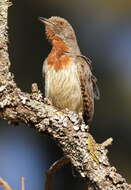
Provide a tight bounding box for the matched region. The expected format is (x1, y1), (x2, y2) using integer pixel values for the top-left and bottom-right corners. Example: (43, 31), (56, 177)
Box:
(0, 0), (131, 189)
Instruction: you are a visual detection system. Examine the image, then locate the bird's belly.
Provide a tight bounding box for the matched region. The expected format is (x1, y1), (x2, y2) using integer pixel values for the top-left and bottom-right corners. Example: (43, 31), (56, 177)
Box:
(45, 63), (82, 113)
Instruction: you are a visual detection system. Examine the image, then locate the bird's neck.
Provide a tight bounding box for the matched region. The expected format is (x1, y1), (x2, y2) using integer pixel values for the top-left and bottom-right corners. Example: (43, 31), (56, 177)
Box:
(47, 37), (71, 71)
(46, 27), (80, 54)
(51, 36), (69, 55)
(47, 35), (80, 71)
(49, 34), (80, 54)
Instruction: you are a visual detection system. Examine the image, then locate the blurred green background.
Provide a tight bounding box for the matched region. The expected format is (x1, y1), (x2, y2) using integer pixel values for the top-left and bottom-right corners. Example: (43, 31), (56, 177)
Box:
(0, 0), (131, 189)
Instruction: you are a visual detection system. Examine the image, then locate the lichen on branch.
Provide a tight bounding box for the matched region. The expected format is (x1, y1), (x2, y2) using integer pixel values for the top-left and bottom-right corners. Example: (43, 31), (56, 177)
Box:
(0, 0), (131, 190)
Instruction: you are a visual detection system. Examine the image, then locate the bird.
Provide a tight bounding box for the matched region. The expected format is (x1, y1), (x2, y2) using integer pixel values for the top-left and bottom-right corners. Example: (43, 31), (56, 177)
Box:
(39, 16), (100, 125)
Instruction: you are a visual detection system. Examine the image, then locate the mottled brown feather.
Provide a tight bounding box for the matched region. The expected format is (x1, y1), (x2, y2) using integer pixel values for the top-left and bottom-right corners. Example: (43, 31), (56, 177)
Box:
(76, 56), (95, 124)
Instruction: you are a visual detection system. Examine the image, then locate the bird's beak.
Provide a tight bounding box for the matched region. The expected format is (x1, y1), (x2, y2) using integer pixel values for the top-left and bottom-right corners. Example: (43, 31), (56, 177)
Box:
(38, 17), (54, 25)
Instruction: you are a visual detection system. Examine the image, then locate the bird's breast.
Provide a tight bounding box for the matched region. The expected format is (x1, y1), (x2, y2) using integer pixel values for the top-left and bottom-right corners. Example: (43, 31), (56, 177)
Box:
(44, 58), (83, 112)
(47, 45), (70, 71)
(48, 53), (71, 71)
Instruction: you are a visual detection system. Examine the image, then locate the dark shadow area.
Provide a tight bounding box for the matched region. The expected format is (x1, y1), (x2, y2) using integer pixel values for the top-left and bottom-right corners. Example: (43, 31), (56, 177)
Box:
(8, 0), (48, 92)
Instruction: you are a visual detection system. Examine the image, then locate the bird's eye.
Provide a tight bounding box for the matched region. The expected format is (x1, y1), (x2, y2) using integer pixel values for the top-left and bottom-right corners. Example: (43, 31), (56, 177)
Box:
(59, 21), (63, 25)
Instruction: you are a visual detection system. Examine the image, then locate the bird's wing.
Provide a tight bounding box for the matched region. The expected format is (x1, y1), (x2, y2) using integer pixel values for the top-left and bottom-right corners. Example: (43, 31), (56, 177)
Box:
(76, 55), (100, 124)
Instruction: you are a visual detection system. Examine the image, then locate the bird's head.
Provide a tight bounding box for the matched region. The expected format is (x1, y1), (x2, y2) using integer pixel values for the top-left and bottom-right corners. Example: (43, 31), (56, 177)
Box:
(39, 16), (76, 45)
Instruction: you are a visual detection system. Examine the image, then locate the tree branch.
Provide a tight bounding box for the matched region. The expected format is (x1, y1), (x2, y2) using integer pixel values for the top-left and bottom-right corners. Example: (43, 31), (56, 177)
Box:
(0, 0), (131, 189)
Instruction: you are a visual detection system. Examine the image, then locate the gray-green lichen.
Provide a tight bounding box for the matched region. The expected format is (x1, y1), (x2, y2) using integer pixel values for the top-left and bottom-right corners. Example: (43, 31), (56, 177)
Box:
(0, 0), (131, 190)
